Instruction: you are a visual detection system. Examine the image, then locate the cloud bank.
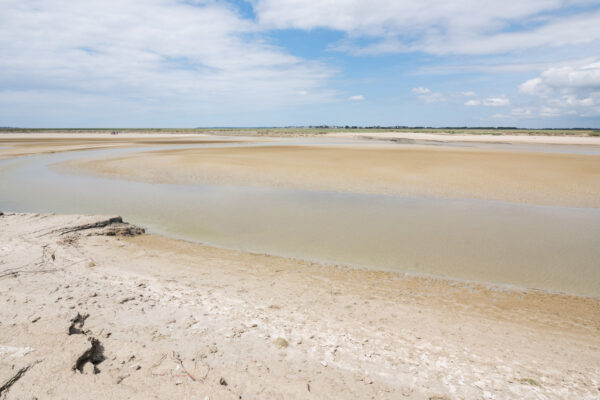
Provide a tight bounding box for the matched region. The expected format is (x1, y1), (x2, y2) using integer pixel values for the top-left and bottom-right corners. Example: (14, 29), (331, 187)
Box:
(1, 0), (598, 126)
(254, 0), (600, 55)
(0, 0), (336, 125)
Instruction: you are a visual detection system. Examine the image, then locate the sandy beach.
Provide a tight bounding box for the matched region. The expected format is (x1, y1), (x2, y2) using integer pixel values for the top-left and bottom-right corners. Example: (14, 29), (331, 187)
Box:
(1, 212), (599, 399)
(1, 132), (600, 399)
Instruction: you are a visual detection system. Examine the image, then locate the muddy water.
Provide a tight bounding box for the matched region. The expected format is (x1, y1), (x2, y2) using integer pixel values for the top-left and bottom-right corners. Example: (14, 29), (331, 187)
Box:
(1, 144), (599, 296)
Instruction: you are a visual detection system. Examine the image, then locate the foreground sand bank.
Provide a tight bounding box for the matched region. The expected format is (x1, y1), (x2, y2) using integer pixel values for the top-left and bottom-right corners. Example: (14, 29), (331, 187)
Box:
(62, 144), (600, 207)
(1, 212), (599, 399)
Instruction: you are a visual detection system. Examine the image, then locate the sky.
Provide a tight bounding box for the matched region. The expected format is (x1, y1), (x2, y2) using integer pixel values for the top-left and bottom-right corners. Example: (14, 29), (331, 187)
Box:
(1, 0), (600, 128)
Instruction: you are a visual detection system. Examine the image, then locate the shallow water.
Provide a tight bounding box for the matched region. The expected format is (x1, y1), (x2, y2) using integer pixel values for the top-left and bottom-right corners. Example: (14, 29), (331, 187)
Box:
(1, 144), (599, 296)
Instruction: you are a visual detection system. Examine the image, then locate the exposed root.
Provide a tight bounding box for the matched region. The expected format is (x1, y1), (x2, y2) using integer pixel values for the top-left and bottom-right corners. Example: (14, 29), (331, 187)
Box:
(98, 224), (145, 237)
(57, 217), (124, 235)
(52, 217), (145, 239)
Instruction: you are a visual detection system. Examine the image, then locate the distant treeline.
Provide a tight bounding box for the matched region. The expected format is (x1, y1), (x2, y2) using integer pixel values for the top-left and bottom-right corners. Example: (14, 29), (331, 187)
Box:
(300, 125), (597, 130)
(1, 126), (598, 134)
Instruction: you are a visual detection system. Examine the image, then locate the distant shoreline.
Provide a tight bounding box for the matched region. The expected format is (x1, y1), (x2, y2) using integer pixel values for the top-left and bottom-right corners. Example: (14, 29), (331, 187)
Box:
(1, 127), (599, 137)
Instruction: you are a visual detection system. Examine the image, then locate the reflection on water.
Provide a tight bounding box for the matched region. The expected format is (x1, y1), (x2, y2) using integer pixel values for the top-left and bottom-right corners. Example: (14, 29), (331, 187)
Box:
(1, 145), (599, 296)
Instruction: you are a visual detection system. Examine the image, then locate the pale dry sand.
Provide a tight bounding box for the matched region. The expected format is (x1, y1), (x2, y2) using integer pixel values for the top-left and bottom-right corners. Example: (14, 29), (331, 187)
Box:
(63, 144), (600, 207)
(327, 130), (600, 145)
(1, 213), (599, 399)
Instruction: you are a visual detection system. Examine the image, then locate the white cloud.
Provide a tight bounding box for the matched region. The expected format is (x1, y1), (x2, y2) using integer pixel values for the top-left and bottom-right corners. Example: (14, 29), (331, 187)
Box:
(520, 62), (600, 97)
(412, 87), (445, 104)
(520, 78), (548, 96)
(0, 0), (336, 124)
(460, 91), (477, 97)
(483, 96), (510, 107)
(464, 97), (510, 107)
(416, 57), (600, 76)
(511, 108), (534, 117)
(349, 95), (364, 101)
(254, 0), (600, 55)
(411, 87), (431, 95)
(540, 107), (563, 117)
(519, 61), (600, 116)
(421, 93), (445, 104)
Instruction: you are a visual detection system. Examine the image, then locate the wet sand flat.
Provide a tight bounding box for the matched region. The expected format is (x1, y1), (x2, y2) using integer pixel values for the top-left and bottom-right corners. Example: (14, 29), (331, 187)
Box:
(66, 144), (600, 207)
(0, 133), (251, 160)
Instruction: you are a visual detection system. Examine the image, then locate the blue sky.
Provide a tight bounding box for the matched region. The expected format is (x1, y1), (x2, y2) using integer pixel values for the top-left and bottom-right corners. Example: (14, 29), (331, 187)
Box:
(1, 0), (599, 128)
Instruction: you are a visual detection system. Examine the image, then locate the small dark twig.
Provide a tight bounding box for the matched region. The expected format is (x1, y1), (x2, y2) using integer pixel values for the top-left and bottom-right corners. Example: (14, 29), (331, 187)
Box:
(173, 353), (206, 382)
(0, 361), (41, 396)
(151, 353), (210, 383)
(0, 268), (63, 279)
